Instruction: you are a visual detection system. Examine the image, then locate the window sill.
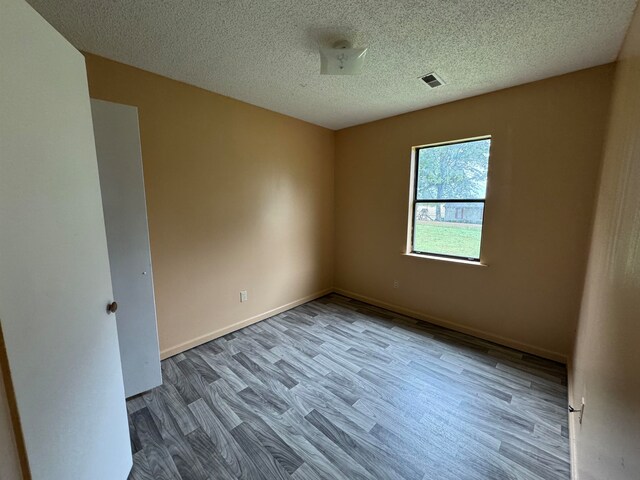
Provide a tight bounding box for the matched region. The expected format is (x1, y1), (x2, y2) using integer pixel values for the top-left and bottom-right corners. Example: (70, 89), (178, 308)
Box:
(402, 252), (487, 267)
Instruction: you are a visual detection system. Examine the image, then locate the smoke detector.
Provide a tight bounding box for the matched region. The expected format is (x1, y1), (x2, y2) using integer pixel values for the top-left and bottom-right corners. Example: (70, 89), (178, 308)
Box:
(420, 72), (445, 88)
(320, 40), (368, 75)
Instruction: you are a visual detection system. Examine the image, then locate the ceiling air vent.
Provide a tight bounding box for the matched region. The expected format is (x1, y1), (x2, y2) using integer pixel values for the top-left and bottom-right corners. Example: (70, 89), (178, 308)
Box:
(421, 72), (444, 88)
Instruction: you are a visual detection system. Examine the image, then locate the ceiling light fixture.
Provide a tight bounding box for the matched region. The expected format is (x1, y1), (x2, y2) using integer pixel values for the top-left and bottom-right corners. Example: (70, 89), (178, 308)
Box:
(320, 40), (368, 75)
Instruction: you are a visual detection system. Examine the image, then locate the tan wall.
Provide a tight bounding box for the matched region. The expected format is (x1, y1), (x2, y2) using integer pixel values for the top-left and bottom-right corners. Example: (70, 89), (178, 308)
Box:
(569, 4), (640, 479)
(334, 65), (615, 361)
(84, 54), (335, 357)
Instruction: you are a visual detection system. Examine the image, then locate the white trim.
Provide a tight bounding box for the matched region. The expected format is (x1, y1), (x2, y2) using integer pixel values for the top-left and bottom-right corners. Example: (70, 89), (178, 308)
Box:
(566, 356), (579, 479)
(412, 134), (492, 150)
(160, 288), (333, 359)
(334, 288), (568, 363)
(401, 252), (487, 266)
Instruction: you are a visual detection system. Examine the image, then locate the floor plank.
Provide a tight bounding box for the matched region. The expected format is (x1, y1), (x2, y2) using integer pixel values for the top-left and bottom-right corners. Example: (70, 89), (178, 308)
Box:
(127, 294), (570, 479)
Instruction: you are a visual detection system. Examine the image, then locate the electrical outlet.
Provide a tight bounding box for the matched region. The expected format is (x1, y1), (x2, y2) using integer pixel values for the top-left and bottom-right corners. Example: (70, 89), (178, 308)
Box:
(240, 290), (248, 303)
(393, 280), (400, 289)
(580, 397), (585, 424)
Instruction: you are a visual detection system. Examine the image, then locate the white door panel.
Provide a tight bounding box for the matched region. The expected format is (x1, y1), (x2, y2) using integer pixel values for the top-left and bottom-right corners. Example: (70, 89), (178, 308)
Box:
(91, 99), (162, 398)
(0, 0), (132, 478)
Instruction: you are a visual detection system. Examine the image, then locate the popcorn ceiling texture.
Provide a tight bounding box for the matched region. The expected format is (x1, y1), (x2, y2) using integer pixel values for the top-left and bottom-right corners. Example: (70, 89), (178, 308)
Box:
(28, 0), (637, 129)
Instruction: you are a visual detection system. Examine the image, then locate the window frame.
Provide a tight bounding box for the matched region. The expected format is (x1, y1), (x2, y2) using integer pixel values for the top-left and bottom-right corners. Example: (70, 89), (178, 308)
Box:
(410, 136), (491, 262)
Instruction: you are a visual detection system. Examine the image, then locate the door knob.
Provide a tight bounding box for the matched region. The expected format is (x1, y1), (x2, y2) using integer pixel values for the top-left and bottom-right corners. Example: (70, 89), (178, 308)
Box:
(107, 301), (118, 314)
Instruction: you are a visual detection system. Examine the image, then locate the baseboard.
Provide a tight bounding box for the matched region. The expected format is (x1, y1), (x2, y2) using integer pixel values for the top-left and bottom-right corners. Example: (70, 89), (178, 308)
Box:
(161, 286), (568, 364)
(160, 288), (333, 359)
(334, 288), (568, 363)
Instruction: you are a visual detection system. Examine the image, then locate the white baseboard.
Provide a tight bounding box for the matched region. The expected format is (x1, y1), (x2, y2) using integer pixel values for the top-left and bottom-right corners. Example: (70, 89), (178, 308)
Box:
(160, 288), (333, 359)
(334, 288), (568, 363)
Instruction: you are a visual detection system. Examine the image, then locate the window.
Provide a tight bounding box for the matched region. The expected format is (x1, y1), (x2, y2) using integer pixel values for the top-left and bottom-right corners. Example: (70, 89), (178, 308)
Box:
(410, 137), (491, 261)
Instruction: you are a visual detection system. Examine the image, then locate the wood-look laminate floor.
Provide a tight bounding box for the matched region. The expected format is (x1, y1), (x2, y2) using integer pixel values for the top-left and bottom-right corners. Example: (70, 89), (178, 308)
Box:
(126, 294), (570, 480)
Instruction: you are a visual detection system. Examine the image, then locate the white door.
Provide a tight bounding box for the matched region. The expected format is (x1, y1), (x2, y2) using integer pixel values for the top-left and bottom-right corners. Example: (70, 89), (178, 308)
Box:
(91, 99), (162, 398)
(0, 1), (132, 479)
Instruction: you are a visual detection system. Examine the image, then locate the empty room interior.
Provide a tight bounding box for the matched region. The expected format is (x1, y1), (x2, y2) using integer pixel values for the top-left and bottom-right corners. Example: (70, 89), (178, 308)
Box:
(1, 0), (640, 479)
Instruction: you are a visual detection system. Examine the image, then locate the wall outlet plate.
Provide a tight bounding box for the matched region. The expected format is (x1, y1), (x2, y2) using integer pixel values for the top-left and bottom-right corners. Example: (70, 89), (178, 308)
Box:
(240, 290), (248, 302)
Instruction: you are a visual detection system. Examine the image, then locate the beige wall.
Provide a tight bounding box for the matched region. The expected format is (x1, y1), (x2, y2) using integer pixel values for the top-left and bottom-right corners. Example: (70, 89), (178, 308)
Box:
(84, 54), (335, 358)
(334, 65), (615, 361)
(569, 4), (640, 479)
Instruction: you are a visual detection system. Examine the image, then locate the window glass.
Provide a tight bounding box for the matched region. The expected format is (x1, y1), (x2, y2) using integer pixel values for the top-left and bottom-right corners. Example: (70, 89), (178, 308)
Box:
(411, 138), (491, 260)
(413, 202), (485, 259)
(416, 139), (490, 200)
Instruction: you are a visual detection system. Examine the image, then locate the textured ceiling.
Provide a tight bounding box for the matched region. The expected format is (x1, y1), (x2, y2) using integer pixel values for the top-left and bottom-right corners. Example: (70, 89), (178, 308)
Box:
(27, 0), (638, 129)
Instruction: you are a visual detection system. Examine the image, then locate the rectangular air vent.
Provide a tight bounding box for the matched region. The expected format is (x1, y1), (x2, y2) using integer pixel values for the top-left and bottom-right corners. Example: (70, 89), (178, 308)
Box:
(421, 72), (445, 88)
